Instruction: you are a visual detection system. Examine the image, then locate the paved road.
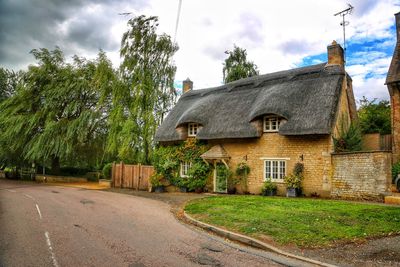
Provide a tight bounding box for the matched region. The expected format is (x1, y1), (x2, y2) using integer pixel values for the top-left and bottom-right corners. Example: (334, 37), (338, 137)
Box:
(0, 179), (307, 267)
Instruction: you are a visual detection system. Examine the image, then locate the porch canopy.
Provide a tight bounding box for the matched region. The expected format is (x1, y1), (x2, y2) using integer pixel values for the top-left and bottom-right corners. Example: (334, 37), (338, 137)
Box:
(201, 145), (230, 167)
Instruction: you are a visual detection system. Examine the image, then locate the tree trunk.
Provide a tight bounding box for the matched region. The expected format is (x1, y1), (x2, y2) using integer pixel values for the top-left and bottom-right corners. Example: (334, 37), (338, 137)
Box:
(51, 156), (61, 175)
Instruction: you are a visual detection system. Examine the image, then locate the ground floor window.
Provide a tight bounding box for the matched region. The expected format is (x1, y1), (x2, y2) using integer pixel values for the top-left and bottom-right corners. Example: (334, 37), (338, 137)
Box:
(264, 159), (286, 182)
(180, 161), (192, 177)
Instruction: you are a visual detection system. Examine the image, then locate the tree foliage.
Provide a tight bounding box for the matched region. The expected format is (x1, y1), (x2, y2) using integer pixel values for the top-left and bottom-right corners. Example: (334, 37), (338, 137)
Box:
(0, 48), (115, 173)
(333, 115), (362, 153)
(222, 45), (259, 84)
(358, 97), (391, 135)
(107, 15), (178, 164)
(0, 68), (20, 102)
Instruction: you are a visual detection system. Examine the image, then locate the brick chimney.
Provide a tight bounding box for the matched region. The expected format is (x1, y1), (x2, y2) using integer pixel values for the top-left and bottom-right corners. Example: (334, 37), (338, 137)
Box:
(182, 78), (193, 94)
(327, 40), (344, 66)
(386, 12), (400, 162)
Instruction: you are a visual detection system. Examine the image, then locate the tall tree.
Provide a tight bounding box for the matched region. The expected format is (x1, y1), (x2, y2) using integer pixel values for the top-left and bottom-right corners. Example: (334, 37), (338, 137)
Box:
(358, 97), (391, 135)
(108, 15), (178, 164)
(0, 68), (20, 102)
(0, 48), (115, 173)
(222, 45), (259, 83)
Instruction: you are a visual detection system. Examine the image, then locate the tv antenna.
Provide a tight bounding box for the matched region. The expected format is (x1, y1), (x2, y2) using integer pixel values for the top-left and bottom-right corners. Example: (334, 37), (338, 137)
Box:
(334, 3), (354, 62)
(173, 0), (183, 43)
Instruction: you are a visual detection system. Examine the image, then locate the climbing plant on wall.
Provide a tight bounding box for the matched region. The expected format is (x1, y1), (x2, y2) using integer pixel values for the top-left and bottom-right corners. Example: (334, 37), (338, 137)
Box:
(152, 139), (211, 191)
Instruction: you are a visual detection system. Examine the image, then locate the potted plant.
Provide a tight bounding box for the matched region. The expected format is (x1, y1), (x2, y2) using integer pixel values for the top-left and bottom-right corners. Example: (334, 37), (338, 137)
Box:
(150, 173), (165, 193)
(284, 162), (304, 197)
(261, 179), (277, 196)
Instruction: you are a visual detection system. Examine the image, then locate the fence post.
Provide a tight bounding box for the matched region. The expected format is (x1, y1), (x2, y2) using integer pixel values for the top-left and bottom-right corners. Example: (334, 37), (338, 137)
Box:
(120, 161), (124, 189)
(137, 163), (141, 191)
(111, 162), (115, 188)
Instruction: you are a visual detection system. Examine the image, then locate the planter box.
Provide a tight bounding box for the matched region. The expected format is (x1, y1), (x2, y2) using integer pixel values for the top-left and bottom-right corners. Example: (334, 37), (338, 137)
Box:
(262, 189), (277, 196)
(154, 186), (165, 193)
(286, 188), (299, 197)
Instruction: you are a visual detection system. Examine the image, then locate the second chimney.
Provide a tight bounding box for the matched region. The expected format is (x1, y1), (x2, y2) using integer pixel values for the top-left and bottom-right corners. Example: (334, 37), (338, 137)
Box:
(327, 40), (344, 66)
(182, 78), (193, 94)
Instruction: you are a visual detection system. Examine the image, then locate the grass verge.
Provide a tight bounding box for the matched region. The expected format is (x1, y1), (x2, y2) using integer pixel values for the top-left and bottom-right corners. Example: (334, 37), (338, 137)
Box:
(185, 196), (400, 248)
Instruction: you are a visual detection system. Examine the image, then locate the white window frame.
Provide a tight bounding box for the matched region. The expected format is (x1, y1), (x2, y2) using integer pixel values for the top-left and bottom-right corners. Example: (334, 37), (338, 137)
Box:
(263, 116), (280, 132)
(180, 161), (192, 177)
(188, 123), (199, 137)
(263, 159), (287, 182)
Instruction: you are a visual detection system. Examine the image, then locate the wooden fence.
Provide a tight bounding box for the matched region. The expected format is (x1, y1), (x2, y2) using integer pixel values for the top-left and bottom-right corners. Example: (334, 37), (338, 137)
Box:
(380, 134), (392, 151)
(112, 162), (154, 190)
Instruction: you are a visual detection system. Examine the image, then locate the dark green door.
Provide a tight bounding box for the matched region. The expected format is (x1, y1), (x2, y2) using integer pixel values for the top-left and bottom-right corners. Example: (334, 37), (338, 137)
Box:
(215, 163), (227, 193)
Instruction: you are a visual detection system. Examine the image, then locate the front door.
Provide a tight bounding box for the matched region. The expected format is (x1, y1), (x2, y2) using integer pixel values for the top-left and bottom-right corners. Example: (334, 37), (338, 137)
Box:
(214, 163), (227, 193)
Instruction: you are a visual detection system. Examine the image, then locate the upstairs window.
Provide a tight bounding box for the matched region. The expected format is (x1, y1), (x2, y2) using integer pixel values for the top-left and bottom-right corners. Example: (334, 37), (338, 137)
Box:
(180, 161), (192, 177)
(188, 123), (199, 137)
(264, 116), (281, 132)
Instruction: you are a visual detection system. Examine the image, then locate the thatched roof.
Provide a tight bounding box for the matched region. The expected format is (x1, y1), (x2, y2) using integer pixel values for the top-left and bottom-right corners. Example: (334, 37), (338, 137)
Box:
(201, 145), (230, 160)
(155, 63), (345, 142)
(386, 12), (400, 85)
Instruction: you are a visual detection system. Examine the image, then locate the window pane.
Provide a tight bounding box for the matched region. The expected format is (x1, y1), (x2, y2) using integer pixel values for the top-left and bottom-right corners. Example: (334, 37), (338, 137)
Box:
(265, 161), (271, 179)
(279, 161), (286, 179)
(271, 119), (277, 130)
(272, 161), (278, 179)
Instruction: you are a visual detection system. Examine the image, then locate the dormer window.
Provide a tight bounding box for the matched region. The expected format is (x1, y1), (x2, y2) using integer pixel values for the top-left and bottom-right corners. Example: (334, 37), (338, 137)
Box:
(188, 123), (199, 137)
(264, 116), (281, 132)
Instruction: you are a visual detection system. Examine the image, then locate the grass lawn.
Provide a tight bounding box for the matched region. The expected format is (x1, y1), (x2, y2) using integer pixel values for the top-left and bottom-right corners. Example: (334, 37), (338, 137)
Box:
(185, 196), (400, 248)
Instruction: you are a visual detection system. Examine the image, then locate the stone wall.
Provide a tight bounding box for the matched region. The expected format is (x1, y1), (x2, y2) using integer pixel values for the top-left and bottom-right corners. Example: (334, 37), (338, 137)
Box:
(36, 174), (88, 183)
(331, 151), (392, 201)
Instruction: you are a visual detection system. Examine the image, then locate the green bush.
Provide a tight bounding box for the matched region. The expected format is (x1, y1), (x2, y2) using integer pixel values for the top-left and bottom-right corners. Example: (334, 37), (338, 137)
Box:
(333, 116), (362, 153)
(85, 172), (99, 182)
(102, 163), (113, 179)
(392, 161), (400, 183)
(261, 179), (277, 195)
(187, 161), (211, 191)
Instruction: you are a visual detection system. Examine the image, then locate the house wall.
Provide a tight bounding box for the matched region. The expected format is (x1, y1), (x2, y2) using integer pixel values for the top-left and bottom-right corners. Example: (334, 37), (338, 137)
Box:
(389, 83), (400, 163)
(209, 134), (333, 197)
(331, 151), (392, 201)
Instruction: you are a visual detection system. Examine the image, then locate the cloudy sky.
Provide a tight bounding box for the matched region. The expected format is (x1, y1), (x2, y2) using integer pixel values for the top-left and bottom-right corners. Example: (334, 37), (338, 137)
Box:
(1, 0), (399, 102)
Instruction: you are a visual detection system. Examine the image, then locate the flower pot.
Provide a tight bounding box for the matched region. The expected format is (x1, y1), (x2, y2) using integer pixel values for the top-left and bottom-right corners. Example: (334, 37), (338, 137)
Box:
(194, 187), (203, 193)
(286, 188), (298, 197)
(154, 186), (165, 193)
(262, 189), (277, 196)
(227, 187), (236, 194)
(179, 187), (188, 193)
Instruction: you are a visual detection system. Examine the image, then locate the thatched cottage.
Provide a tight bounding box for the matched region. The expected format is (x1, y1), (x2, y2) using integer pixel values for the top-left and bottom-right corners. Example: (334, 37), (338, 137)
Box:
(155, 41), (358, 197)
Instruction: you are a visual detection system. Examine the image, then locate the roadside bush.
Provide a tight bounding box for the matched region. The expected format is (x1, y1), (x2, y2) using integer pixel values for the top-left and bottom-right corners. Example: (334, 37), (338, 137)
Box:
(85, 172), (100, 182)
(392, 161), (400, 183)
(102, 163), (113, 180)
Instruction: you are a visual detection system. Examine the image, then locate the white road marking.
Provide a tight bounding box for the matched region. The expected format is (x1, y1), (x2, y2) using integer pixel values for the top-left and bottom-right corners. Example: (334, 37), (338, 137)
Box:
(5, 189), (16, 193)
(24, 194), (35, 200)
(45, 232), (59, 267)
(36, 204), (42, 219)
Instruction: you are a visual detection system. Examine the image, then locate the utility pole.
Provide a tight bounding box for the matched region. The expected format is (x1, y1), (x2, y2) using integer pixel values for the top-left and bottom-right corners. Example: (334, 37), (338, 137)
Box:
(334, 4), (354, 64)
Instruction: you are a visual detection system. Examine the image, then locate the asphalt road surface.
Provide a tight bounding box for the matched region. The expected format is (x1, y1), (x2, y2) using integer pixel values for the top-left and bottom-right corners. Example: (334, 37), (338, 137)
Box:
(0, 179), (308, 267)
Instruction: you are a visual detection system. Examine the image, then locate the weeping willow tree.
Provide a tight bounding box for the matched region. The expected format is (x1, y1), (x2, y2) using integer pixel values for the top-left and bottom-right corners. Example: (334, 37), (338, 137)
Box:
(107, 15), (178, 164)
(223, 45), (259, 84)
(0, 48), (115, 173)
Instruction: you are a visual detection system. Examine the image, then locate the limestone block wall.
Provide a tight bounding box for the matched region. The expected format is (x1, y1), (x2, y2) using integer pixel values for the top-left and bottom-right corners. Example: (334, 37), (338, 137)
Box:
(210, 134), (333, 197)
(331, 151), (392, 201)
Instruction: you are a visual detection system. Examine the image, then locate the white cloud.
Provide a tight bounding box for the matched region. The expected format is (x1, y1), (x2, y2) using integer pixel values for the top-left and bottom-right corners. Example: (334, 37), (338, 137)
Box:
(1, 0), (399, 99)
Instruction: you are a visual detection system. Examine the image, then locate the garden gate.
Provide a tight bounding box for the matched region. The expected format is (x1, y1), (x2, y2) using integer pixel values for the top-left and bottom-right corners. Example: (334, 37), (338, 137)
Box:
(112, 162), (154, 190)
